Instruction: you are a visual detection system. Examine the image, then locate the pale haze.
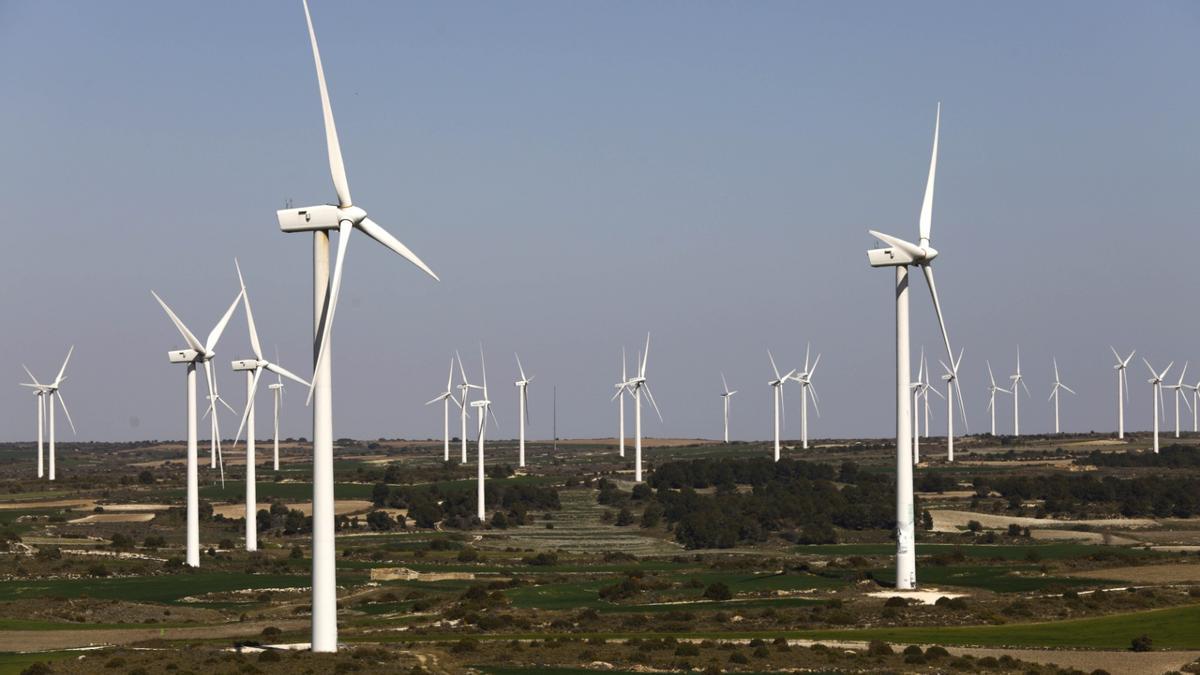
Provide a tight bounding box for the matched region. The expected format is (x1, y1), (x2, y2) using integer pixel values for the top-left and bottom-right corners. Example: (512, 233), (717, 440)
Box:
(1, 2), (1197, 444)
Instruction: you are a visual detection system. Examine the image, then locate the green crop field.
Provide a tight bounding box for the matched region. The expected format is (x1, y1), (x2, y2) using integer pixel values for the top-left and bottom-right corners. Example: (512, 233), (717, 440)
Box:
(869, 564), (1111, 593)
(0, 572), (334, 605)
(797, 542), (1159, 561)
(806, 603), (1200, 649)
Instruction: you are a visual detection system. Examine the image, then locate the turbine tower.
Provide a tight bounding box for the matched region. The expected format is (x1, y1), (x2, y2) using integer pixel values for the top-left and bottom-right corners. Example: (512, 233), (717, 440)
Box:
(1048, 358), (1076, 434)
(16, 375), (46, 478)
(1009, 348), (1030, 436)
(911, 351), (942, 465)
(514, 354), (533, 468)
(268, 368), (285, 471)
(232, 262), (311, 553)
(720, 373), (737, 443)
(985, 360), (1010, 436)
(864, 102), (960, 590)
(426, 358), (460, 462)
(19, 350), (75, 481)
(628, 334), (662, 482)
(471, 347), (499, 520)
(767, 351), (796, 462)
(274, 0), (440, 651)
(152, 288), (242, 568)
(1144, 359), (1172, 454)
(456, 352), (481, 464)
(1187, 379), (1200, 433)
(938, 349), (966, 462)
(795, 344), (821, 450)
(1111, 347), (1135, 440)
(1165, 362), (1191, 439)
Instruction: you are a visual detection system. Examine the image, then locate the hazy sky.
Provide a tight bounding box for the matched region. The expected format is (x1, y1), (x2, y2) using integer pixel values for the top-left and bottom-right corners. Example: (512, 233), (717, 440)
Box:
(1, 1), (1198, 445)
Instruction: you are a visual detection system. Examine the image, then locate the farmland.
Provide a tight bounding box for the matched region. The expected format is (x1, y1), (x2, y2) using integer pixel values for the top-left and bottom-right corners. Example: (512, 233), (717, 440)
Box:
(1, 433), (1200, 673)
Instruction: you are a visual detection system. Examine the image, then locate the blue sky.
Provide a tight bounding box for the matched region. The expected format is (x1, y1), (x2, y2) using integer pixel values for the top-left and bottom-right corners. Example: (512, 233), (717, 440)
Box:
(1, 1), (1198, 443)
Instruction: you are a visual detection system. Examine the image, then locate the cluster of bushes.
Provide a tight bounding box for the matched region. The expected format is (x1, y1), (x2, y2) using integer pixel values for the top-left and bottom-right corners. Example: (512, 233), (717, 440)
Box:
(368, 481), (560, 530)
(645, 459), (892, 549)
(979, 473), (1200, 518)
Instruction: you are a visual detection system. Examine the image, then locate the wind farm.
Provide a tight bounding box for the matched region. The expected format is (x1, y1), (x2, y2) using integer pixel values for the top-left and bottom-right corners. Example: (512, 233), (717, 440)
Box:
(2, 2), (1200, 674)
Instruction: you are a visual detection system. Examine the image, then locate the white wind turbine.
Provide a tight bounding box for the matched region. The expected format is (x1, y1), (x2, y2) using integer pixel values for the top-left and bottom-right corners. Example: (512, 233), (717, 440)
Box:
(472, 347), (499, 520)
(720, 373), (737, 444)
(1187, 379), (1200, 433)
(613, 348), (630, 457)
(1009, 348), (1030, 436)
(628, 334), (662, 482)
(268, 355), (287, 471)
(794, 344), (821, 450)
(152, 288), (243, 568)
(456, 352), (482, 464)
(865, 102), (960, 590)
(767, 351), (796, 463)
(17, 373), (47, 478)
(1144, 359), (1172, 454)
(426, 358), (460, 462)
(1111, 347), (1135, 440)
(938, 349), (967, 462)
(1048, 358), (1076, 434)
(275, 1), (440, 650)
(1164, 362), (1191, 439)
(514, 354), (533, 468)
(911, 351), (942, 465)
(985, 360), (1010, 436)
(231, 262), (311, 553)
(19, 348), (75, 481)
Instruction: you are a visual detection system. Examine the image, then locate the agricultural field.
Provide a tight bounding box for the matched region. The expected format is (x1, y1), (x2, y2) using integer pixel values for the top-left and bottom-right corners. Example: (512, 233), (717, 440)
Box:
(1, 433), (1200, 673)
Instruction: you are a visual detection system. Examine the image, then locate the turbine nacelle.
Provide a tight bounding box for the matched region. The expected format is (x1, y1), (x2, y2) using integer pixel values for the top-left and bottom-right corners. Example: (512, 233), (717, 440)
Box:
(231, 359), (261, 372)
(168, 349), (201, 364)
(277, 204), (365, 233)
(866, 231), (938, 268)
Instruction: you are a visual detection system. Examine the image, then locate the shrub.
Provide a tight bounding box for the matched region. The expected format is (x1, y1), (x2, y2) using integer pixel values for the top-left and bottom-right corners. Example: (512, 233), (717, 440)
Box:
(457, 547), (480, 562)
(728, 651), (749, 664)
(261, 626), (281, 637)
(1130, 634), (1153, 652)
(450, 638), (478, 653)
(703, 582), (732, 601)
(884, 596), (909, 607)
(867, 640), (893, 656)
(675, 643), (700, 656)
(258, 651), (282, 663)
(615, 507), (635, 527)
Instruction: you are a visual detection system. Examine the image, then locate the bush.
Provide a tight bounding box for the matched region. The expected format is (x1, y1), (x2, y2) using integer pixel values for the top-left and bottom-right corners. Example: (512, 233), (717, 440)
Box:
(261, 626), (281, 637)
(867, 640), (893, 656)
(703, 582), (732, 601)
(728, 651), (749, 664)
(258, 651), (282, 663)
(615, 507), (635, 527)
(884, 596), (909, 607)
(457, 547), (480, 562)
(290, 546), (304, 559)
(451, 638), (479, 653)
(19, 664), (52, 675)
(1130, 634), (1153, 652)
(110, 532), (134, 549)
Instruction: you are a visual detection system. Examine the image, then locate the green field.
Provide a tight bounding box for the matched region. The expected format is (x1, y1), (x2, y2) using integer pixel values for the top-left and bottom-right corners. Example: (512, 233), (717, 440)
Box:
(0, 572), (332, 605)
(797, 542), (1158, 561)
(0, 651), (77, 675)
(869, 564), (1109, 593)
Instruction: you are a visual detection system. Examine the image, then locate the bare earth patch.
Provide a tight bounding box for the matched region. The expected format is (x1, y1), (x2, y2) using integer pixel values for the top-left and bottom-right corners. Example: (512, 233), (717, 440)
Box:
(68, 513), (155, 524)
(210, 499), (373, 519)
(928, 509), (1160, 533)
(1069, 562), (1200, 584)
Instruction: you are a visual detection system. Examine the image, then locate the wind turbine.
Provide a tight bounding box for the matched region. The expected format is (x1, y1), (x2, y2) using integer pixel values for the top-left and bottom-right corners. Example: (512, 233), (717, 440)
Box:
(515, 354), (533, 468)
(268, 357), (286, 471)
(19, 349), (75, 481)
(864, 102), (960, 590)
(16, 373), (47, 478)
(1187, 379), (1200, 433)
(720, 372), (737, 443)
(152, 288), (242, 568)
(794, 344), (821, 450)
(938, 349), (967, 462)
(1144, 359), (1172, 454)
(767, 351), (796, 462)
(1111, 347), (1135, 439)
(275, 0), (440, 651)
(628, 334), (662, 482)
(613, 348), (630, 457)
(456, 351), (481, 464)
(231, 262), (311, 553)
(471, 347), (499, 520)
(1048, 358), (1076, 434)
(1165, 362), (1191, 439)
(1010, 348), (1031, 436)
(426, 358), (460, 462)
(985, 360), (1010, 436)
(911, 351), (942, 465)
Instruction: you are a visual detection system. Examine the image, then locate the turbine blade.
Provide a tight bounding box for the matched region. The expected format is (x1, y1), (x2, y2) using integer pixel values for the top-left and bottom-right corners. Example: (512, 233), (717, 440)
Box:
(206, 289), (244, 353)
(151, 291), (206, 354)
(357, 216), (439, 281)
(919, 102), (940, 244)
(237, 259), (264, 361)
(987, 361), (996, 387)
(1063, 384), (1076, 396)
(301, 0), (352, 208)
(869, 230), (924, 259)
(809, 353), (821, 378)
(234, 367), (264, 447)
(640, 333), (650, 378)
(621, 347), (627, 382)
(768, 350), (781, 381)
(56, 392), (76, 435)
(721, 371), (729, 395)
(22, 365), (42, 387)
(808, 384), (821, 418)
(921, 264), (954, 370)
(53, 346), (74, 385)
(308, 219), (353, 405)
(643, 384), (663, 423)
(516, 353), (527, 382)
(265, 362), (311, 388)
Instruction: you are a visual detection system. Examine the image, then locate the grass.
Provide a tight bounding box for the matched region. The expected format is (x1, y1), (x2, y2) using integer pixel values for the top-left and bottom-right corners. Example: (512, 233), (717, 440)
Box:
(0, 651), (77, 675)
(806, 602), (1200, 649)
(0, 572), (331, 605)
(797, 542), (1159, 561)
(870, 564), (1110, 593)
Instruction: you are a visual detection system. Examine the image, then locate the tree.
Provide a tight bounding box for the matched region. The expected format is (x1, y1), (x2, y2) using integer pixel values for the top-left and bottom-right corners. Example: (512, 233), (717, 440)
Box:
(640, 502), (663, 528)
(371, 482), (390, 507)
(491, 511), (510, 529)
(366, 510), (395, 531)
(615, 507), (635, 526)
(922, 510), (934, 531)
(966, 519), (983, 533)
(137, 469), (155, 484)
(1130, 635), (1153, 652)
